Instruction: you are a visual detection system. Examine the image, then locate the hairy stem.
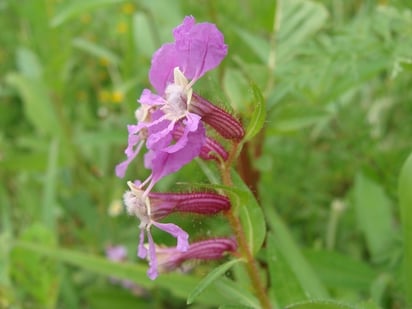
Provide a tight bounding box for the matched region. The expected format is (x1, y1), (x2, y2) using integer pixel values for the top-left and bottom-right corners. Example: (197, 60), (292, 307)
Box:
(221, 142), (272, 309)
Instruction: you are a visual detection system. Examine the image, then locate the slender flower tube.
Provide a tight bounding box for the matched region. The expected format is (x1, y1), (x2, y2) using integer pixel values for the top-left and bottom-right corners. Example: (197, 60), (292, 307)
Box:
(190, 93), (245, 140)
(154, 238), (237, 277)
(198, 135), (229, 162)
(124, 181), (231, 279)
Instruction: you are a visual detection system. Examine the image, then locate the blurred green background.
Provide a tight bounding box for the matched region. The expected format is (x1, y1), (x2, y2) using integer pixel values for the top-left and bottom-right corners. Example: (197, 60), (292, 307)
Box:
(1, 0), (412, 308)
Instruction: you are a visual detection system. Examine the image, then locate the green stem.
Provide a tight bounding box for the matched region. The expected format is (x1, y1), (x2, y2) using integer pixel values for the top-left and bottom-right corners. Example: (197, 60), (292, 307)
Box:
(221, 142), (272, 309)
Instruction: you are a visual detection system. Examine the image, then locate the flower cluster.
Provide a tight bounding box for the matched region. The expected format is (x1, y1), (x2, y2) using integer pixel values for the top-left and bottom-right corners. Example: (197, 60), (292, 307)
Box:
(116, 16), (244, 279)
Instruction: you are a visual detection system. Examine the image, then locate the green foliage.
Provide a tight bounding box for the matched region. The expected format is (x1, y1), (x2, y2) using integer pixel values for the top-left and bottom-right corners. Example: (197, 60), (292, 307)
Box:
(10, 224), (59, 309)
(187, 258), (244, 305)
(285, 300), (355, 309)
(244, 83), (267, 142)
(231, 170), (266, 255)
(1, 0), (412, 308)
(399, 152), (412, 306)
(353, 173), (397, 263)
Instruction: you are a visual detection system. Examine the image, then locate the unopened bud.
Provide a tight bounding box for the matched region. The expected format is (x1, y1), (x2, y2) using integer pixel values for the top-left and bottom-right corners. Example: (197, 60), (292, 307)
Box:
(190, 93), (245, 140)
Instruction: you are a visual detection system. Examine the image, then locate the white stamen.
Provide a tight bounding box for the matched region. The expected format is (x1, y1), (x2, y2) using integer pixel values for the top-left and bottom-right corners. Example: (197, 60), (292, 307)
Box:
(124, 181), (152, 228)
(162, 67), (193, 121)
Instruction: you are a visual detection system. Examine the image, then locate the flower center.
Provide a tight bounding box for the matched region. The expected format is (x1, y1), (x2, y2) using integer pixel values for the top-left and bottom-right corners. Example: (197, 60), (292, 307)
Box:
(162, 67), (193, 121)
(124, 181), (152, 228)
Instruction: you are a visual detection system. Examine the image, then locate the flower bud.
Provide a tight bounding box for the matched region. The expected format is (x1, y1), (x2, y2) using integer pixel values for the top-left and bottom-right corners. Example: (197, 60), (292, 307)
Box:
(190, 93), (245, 140)
(156, 238), (237, 273)
(149, 191), (231, 219)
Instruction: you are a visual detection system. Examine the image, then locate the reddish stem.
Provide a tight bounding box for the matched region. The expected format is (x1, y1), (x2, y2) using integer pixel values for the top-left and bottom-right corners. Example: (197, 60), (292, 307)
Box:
(221, 142), (272, 309)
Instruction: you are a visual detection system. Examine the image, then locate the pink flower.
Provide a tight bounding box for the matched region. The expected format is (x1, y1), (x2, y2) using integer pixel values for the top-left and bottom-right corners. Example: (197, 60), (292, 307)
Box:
(116, 16), (241, 192)
(123, 181), (231, 279)
(106, 245), (128, 262)
(149, 16), (227, 95)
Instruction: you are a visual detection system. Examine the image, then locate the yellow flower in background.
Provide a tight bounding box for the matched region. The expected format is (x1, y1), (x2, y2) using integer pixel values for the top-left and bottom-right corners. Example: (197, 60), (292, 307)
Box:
(111, 90), (124, 104)
(116, 21), (128, 34)
(121, 3), (135, 15)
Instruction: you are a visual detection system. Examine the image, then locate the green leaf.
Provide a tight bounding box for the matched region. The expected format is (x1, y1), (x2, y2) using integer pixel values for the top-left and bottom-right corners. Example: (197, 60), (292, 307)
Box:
(84, 287), (149, 308)
(268, 104), (329, 134)
(72, 38), (120, 64)
(195, 163), (265, 255)
(0, 232), (11, 286)
(244, 83), (267, 141)
(276, 0), (328, 62)
(399, 152), (412, 305)
(187, 258), (243, 305)
(0, 152), (48, 172)
(50, 0), (127, 27)
(370, 273), (392, 306)
(234, 28), (270, 64)
(356, 300), (382, 309)
(11, 241), (236, 306)
(354, 173), (396, 262)
(303, 249), (377, 291)
(42, 139), (59, 231)
(264, 207), (329, 298)
(285, 300), (355, 309)
(133, 12), (158, 58)
(214, 278), (260, 309)
(231, 171), (266, 255)
(219, 305), (255, 309)
(267, 232), (307, 307)
(223, 68), (252, 114)
(10, 225), (59, 308)
(16, 47), (43, 78)
(196, 159), (221, 184)
(235, 0), (328, 64)
(6, 73), (60, 136)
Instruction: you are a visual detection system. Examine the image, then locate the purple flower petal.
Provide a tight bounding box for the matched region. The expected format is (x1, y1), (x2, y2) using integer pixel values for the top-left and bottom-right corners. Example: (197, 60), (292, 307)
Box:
(137, 228), (147, 259)
(149, 43), (181, 95)
(145, 121), (205, 182)
(149, 16), (227, 94)
(163, 113), (201, 153)
(173, 16), (228, 81)
(115, 123), (148, 178)
(115, 141), (144, 178)
(139, 89), (166, 106)
(146, 231), (158, 280)
(152, 222), (189, 252)
(146, 119), (175, 150)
